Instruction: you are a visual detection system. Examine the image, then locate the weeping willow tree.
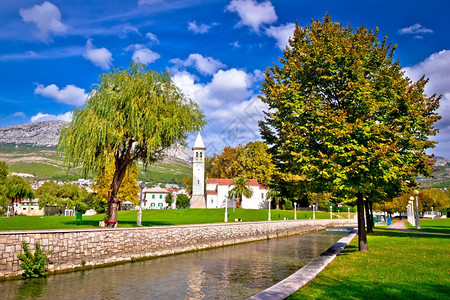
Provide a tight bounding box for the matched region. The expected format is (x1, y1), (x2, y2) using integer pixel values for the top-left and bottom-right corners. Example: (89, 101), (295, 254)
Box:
(59, 62), (206, 224)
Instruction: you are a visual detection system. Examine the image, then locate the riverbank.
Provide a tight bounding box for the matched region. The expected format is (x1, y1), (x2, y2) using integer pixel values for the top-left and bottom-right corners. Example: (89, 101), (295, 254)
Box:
(288, 227), (450, 299)
(0, 219), (357, 280)
(0, 208), (356, 231)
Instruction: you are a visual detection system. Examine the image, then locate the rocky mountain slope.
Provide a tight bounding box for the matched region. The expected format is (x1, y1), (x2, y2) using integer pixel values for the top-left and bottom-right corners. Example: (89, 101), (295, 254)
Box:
(0, 120), (66, 147)
(0, 121), (193, 163)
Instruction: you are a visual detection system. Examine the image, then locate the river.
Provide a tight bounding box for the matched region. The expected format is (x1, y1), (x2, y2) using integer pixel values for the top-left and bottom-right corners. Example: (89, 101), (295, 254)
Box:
(1, 230), (346, 299)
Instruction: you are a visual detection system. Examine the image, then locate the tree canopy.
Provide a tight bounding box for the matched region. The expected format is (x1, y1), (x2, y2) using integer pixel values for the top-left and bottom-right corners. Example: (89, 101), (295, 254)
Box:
(4, 175), (34, 216)
(259, 15), (441, 251)
(36, 181), (91, 213)
(228, 176), (254, 208)
(207, 141), (275, 186)
(58, 62), (206, 223)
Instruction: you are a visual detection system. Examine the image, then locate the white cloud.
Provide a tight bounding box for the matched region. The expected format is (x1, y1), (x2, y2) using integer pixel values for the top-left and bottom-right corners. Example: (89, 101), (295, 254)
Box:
(34, 83), (88, 106)
(404, 49), (450, 157)
(19, 1), (68, 43)
(120, 25), (141, 38)
(170, 53), (225, 76)
(398, 23), (433, 35)
(173, 67), (268, 149)
(231, 41), (240, 48)
(146, 32), (159, 44)
(12, 112), (26, 118)
(31, 111), (72, 123)
(265, 22), (295, 50)
(173, 68), (255, 109)
(83, 39), (113, 70)
(187, 21), (216, 34)
(125, 44), (160, 65)
(226, 0), (277, 33)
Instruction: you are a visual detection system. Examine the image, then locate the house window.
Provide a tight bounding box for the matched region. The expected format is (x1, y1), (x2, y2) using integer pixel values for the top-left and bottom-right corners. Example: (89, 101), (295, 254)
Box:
(23, 208), (26, 210)
(211, 199), (213, 203)
(261, 193), (264, 199)
(152, 195), (155, 199)
(160, 195), (162, 199)
(151, 203), (155, 207)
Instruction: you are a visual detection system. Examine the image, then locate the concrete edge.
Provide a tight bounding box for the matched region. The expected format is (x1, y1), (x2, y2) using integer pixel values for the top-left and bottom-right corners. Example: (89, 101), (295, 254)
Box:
(248, 228), (358, 300)
(0, 219), (356, 235)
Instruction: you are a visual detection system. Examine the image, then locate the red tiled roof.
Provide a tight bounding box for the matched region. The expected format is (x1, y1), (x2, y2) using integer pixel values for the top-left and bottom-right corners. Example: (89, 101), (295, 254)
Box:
(206, 190), (217, 195)
(206, 178), (261, 186)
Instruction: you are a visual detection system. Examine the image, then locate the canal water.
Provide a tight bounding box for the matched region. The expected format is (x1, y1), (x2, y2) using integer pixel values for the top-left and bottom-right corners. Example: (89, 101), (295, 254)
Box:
(1, 230), (346, 300)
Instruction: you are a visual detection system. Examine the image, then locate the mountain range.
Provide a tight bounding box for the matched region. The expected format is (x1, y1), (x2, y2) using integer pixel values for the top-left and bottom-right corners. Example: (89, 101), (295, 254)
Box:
(0, 120), (193, 163)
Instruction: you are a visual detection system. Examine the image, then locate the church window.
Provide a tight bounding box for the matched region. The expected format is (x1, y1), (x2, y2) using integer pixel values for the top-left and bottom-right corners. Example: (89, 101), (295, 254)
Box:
(200, 152), (202, 159)
(261, 193), (264, 199)
(198, 180), (200, 184)
(196, 152), (198, 158)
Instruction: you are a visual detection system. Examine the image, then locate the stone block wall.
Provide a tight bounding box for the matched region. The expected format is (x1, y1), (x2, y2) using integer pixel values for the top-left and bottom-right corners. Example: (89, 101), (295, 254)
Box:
(0, 219), (356, 279)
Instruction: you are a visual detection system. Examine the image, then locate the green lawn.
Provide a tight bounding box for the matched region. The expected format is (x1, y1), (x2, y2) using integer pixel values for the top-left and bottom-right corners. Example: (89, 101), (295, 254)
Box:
(289, 228), (450, 299)
(405, 218), (450, 234)
(0, 209), (347, 231)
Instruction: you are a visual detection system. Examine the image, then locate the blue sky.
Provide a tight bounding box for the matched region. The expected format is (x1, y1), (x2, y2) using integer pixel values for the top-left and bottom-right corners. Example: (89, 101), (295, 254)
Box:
(1, 0), (449, 158)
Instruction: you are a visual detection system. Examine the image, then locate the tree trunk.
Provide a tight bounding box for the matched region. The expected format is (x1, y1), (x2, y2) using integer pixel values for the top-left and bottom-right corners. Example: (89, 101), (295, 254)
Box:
(369, 201), (374, 227)
(11, 199), (15, 217)
(364, 200), (373, 233)
(276, 199), (279, 210)
(107, 160), (128, 226)
(356, 193), (369, 251)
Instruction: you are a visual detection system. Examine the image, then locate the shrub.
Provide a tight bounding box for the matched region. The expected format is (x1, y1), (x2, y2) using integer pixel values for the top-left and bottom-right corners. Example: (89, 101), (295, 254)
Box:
(17, 241), (53, 278)
(285, 200), (293, 210)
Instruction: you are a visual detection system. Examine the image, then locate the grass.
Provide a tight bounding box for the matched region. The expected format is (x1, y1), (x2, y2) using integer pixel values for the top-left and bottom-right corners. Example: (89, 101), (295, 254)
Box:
(288, 227), (450, 300)
(405, 218), (450, 234)
(0, 209), (351, 231)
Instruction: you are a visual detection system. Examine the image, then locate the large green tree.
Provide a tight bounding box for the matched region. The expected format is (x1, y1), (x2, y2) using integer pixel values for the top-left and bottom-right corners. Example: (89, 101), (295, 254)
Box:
(59, 63), (206, 224)
(4, 175), (34, 216)
(259, 15), (440, 251)
(36, 181), (91, 214)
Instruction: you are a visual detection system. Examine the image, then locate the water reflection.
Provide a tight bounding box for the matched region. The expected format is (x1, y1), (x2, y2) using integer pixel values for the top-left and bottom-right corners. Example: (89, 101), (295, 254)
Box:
(1, 231), (345, 300)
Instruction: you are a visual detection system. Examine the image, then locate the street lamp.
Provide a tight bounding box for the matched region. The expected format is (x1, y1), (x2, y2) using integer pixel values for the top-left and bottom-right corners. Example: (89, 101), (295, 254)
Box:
(137, 181), (146, 226)
(224, 198), (228, 222)
(268, 198), (271, 221)
(313, 204), (316, 220)
(414, 189), (420, 229)
(409, 198), (415, 226)
(294, 202), (297, 220)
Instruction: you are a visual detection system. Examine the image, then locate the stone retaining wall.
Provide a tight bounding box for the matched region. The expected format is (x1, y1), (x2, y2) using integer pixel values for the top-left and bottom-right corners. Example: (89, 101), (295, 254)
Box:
(0, 219), (356, 279)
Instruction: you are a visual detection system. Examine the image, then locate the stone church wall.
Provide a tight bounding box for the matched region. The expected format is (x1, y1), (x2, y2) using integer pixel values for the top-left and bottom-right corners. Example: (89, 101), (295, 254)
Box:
(0, 219), (356, 279)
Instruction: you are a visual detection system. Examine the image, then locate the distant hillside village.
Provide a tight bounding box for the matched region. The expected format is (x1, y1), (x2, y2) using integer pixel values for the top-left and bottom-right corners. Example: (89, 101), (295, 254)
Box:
(6, 133), (271, 217)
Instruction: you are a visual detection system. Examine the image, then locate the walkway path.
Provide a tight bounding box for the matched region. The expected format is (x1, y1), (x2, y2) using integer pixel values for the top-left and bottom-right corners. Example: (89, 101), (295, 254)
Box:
(388, 219), (449, 236)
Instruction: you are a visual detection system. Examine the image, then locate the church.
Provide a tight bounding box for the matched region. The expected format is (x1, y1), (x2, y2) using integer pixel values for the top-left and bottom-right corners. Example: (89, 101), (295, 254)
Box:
(190, 133), (269, 209)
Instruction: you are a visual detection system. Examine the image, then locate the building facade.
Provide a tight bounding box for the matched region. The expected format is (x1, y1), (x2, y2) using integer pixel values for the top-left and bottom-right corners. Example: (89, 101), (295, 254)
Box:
(206, 178), (269, 209)
(142, 187), (171, 209)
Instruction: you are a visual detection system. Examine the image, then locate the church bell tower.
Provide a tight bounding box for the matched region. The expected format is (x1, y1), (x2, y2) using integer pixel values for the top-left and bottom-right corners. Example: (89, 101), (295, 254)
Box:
(190, 132), (206, 208)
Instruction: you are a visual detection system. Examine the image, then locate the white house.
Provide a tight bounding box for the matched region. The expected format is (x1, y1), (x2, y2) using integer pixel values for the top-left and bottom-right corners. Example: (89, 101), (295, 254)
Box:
(206, 178), (269, 209)
(142, 187), (170, 209)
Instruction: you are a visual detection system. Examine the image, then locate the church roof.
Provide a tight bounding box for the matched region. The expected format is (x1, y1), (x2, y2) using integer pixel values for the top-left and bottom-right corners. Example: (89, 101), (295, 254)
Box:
(193, 132), (205, 149)
(206, 178), (268, 189)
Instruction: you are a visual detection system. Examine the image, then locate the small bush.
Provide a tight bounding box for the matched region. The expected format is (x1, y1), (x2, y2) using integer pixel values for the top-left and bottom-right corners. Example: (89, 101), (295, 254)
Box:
(17, 241), (53, 278)
(285, 200), (293, 210)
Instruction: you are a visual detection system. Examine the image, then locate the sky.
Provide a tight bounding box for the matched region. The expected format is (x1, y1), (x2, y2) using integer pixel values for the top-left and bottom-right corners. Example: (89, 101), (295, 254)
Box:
(0, 0), (449, 158)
